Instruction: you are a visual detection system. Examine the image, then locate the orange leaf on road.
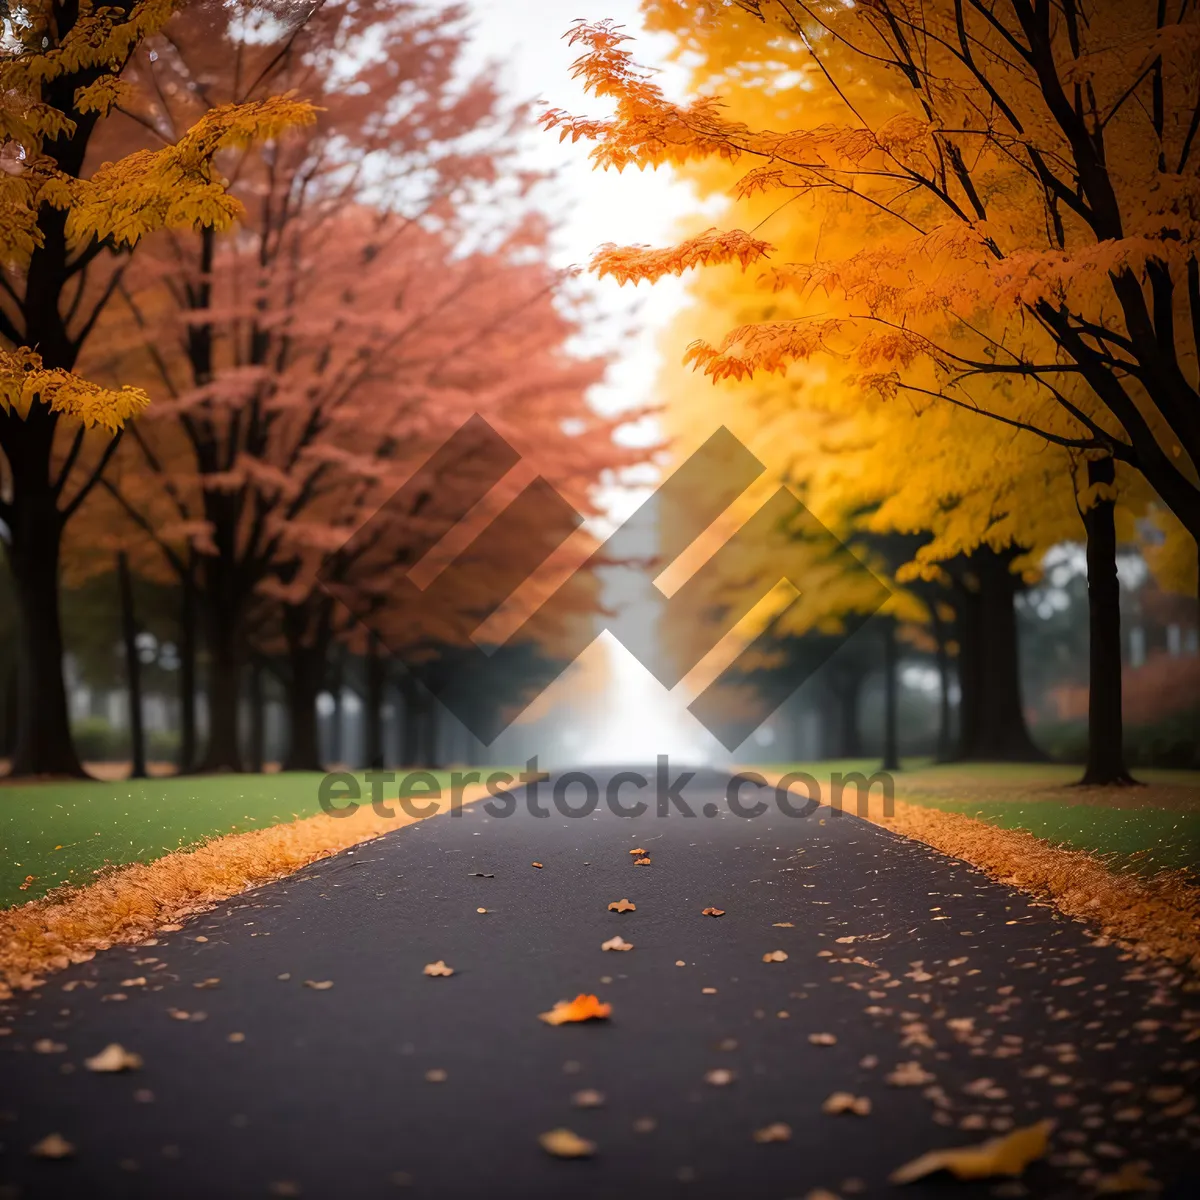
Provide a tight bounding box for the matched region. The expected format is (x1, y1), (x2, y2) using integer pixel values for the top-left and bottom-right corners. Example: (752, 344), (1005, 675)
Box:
(85, 1044), (143, 1073)
(608, 899), (636, 912)
(889, 1119), (1054, 1184)
(539, 994), (612, 1025)
(539, 1128), (596, 1158)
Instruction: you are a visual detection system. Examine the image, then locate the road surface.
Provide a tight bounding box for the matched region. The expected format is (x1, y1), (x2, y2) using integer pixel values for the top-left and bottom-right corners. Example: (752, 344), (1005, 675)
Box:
(2, 766), (1198, 1198)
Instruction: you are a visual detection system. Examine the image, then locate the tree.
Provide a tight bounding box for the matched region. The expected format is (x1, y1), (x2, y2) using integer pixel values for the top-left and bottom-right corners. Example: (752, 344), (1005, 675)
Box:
(550, 8), (1173, 779)
(81, 0), (635, 772)
(558, 3), (1200, 539)
(0, 0), (312, 776)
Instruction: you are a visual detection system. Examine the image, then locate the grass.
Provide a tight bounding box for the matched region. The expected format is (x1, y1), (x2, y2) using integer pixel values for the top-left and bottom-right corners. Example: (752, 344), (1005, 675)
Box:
(4, 758), (1197, 910)
(901, 794), (1200, 875)
(763, 759), (1200, 878)
(0, 769), (494, 907)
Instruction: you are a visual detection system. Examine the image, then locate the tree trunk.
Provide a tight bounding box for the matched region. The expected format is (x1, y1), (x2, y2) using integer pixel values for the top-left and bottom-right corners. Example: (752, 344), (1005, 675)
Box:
(246, 658), (265, 774)
(1080, 456), (1136, 785)
(398, 673), (421, 768)
(282, 605), (327, 773)
(364, 632), (385, 770)
(952, 549), (1045, 762)
(828, 668), (863, 758)
(4, 436), (84, 777)
(2, 664), (17, 764)
(420, 694), (441, 769)
(116, 551), (147, 780)
(327, 648), (343, 766)
(201, 605), (242, 772)
(930, 600), (954, 763)
(178, 563), (198, 774)
(881, 615), (900, 771)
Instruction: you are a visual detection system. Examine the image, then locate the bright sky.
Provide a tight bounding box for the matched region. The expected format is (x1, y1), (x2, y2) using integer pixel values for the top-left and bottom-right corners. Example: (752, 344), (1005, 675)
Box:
(448, 3), (735, 764)
(450, 0), (697, 444)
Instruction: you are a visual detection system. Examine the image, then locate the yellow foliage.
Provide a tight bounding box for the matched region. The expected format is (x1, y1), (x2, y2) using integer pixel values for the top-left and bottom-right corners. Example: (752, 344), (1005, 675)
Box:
(0, 348), (149, 432)
(0, 1), (316, 435)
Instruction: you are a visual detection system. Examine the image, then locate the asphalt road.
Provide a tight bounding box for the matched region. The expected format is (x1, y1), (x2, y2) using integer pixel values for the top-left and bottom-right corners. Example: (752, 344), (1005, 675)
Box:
(2, 766), (1198, 1199)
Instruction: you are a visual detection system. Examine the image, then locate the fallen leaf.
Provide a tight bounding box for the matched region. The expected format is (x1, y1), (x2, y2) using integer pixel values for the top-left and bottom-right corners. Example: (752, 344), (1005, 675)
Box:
(227, 1032), (245, 1043)
(167, 1008), (191, 1020)
(763, 950), (788, 963)
(1147, 1085), (1183, 1104)
(476, 908), (489, 914)
(809, 1032), (837, 1046)
(889, 1119), (1054, 1185)
(303, 980), (334, 990)
(823, 1092), (871, 1116)
(424, 1068), (447, 1083)
(701, 907), (725, 917)
(705, 1068), (735, 1086)
(629, 848), (647, 856)
(33, 1039), (66, 1054)
(602, 936), (633, 952)
(753, 1122), (792, 1143)
(194, 936), (208, 943)
(1095, 1162), (1161, 1193)
(120, 977), (147, 988)
(835, 936), (859, 944)
(193, 978), (220, 990)
(159, 923), (183, 932)
(423, 961), (455, 977)
(702, 987), (718, 995)
(572, 1089), (605, 1108)
(30, 1133), (74, 1159)
(633, 857), (651, 866)
(85, 1044), (142, 1073)
(539, 994), (612, 1025)
(887, 1061), (935, 1087)
(608, 899), (636, 913)
(773, 922), (795, 928)
(539, 1128), (595, 1158)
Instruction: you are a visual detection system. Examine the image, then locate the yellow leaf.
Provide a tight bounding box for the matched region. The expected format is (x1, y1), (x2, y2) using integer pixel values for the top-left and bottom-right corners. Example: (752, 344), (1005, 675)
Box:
(889, 1119), (1054, 1185)
(753, 1122), (792, 1143)
(29, 1133), (74, 1159)
(601, 936), (633, 952)
(84, 1043), (142, 1073)
(423, 961), (454, 977)
(539, 1128), (596, 1158)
